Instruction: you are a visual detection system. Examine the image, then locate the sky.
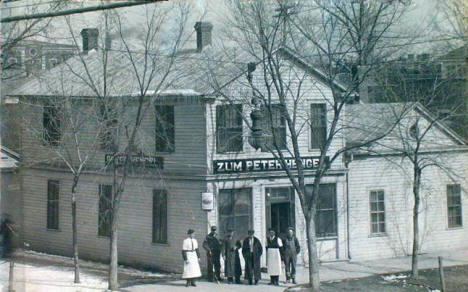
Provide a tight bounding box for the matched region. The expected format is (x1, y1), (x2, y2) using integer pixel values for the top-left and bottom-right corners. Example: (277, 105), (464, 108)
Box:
(1, 0), (461, 55)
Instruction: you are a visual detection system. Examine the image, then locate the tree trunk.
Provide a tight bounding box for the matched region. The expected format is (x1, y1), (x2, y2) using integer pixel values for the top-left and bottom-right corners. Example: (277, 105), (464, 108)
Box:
(71, 179), (80, 284)
(108, 209), (119, 290)
(305, 213), (320, 291)
(411, 166), (422, 279)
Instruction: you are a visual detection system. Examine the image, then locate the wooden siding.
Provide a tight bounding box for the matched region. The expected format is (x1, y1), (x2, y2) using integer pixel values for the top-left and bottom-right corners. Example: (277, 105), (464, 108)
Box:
(348, 152), (468, 260)
(21, 168), (208, 272)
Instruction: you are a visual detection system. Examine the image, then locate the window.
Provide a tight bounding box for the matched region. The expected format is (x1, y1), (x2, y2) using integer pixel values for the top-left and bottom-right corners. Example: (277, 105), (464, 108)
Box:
(98, 104), (118, 151)
(153, 189), (168, 243)
(216, 104), (243, 153)
(262, 104), (286, 151)
(43, 105), (61, 146)
(310, 104), (327, 150)
(306, 183), (337, 237)
(98, 184), (112, 237)
(370, 190), (386, 234)
(218, 188), (252, 240)
(155, 105), (175, 152)
(47, 180), (60, 230)
(447, 184), (462, 228)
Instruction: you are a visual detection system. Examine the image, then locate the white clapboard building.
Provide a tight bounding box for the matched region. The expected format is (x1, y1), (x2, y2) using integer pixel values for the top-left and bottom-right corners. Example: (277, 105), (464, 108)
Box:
(6, 22), (468, 273)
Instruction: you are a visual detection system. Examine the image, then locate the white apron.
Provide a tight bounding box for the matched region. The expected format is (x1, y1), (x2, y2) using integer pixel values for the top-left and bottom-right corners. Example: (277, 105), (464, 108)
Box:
(182, 237), (202, 279)
(267, 237), (283, 276)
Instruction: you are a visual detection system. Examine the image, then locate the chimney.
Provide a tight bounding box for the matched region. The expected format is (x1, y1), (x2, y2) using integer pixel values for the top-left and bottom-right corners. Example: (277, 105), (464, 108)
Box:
(81, 28), (99, 53)
(194, 22), (213, 52)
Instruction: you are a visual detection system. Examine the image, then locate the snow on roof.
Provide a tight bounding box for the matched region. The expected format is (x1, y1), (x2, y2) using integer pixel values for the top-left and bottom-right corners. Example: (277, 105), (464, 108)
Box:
(1, 146), (19, 170)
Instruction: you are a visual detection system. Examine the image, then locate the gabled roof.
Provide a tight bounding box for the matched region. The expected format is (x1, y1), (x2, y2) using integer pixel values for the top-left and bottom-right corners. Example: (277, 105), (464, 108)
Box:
(346, 102), (466, 148)
(8, 41), (351, 100)
(1, 146), (19, 171)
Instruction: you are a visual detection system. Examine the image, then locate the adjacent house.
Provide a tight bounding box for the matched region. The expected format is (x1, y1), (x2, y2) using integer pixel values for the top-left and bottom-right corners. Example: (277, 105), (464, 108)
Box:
(4, 22), (468, 273)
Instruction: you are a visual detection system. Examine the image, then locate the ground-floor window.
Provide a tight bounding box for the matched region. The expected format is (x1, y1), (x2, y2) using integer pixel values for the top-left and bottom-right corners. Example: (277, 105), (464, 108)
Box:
(98, 184), (112, 237)
(47, 180), (59, 230)
(369, 190), (386, 235)
(447, 184), (462, 228)
(218, 188), (252, 240)
(306, 183), (337, 238)
(153, 189), (168, 243)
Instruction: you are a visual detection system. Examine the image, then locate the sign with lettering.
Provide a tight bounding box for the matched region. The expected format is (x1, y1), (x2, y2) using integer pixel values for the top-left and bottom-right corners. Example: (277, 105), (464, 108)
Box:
(105, 154), (164, 169)
(213, 156), (328, 174)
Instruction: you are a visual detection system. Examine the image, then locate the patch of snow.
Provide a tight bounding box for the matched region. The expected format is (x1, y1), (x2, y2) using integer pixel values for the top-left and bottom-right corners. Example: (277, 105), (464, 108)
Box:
(382, 274), (408, 282)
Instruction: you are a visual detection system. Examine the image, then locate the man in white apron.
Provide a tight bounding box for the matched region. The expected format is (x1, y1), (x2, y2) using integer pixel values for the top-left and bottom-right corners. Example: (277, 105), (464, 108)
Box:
(182, 229), (202, 287)
(266, 228), (283, 286)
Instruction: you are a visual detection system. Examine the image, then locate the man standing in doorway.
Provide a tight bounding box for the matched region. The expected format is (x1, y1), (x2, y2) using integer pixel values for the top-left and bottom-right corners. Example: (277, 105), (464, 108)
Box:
(283, 227), (300, 284)
(242, 229), (263, 285)
(266, 228), (283, 286)
(203, 226), (222, 282)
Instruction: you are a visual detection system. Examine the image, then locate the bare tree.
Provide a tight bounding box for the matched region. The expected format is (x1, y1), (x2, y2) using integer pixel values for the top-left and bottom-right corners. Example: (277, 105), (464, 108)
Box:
(205, 0), (411, 290)
(368, 56), (466, 278)
(58, 4), (192, 289)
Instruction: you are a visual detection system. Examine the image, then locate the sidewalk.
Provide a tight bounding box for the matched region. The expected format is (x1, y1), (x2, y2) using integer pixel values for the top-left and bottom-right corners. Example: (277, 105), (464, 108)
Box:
(1, 248), (467, 292)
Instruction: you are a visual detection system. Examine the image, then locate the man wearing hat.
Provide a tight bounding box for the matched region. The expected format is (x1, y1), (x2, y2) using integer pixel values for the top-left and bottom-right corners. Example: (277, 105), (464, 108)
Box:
(242, 229), (263, 285)
(202, 226), (222, 282)
(283, 227), (300, 284)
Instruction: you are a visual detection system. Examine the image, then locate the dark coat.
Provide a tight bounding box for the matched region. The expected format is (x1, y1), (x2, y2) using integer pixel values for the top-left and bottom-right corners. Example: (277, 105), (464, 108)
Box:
(203, 232), (222, 256)
(242, 236), (263, 280)
(223, 237), (239, 278)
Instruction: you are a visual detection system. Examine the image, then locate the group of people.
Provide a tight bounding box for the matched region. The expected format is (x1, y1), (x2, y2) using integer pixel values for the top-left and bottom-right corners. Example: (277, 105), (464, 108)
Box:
(181, 226), (300, 287)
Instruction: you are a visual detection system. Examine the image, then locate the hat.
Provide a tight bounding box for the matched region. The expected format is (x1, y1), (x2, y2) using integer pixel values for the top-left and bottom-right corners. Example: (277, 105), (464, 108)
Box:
(187, 229), (195, 234)
(248, 229), (255, 235)
(287, 227), (295, 232)
(210, 226), (217, 231)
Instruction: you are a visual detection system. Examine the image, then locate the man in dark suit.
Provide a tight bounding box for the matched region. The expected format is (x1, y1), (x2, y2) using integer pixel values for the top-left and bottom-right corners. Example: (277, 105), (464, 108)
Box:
(242, 229), (263, 285)
(202, 226), (222, 282)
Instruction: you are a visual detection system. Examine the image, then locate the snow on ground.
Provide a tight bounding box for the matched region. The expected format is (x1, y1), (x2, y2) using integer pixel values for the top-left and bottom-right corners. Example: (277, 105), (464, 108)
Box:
(0, 249), (171, 292)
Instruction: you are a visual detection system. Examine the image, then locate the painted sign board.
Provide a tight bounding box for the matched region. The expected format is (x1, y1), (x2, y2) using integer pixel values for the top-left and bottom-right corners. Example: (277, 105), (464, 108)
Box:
(213, 156), (328, 174)
(105, 154), (164, 169)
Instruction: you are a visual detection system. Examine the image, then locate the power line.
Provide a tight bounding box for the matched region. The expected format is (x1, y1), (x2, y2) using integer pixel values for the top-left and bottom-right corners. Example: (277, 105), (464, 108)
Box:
(1, 1), (164, 23)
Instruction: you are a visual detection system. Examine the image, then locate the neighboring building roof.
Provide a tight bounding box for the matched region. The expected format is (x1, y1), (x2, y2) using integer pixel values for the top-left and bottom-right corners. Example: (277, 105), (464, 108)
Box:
(346, 102), (466, 149)
(1, 146), (19, 171)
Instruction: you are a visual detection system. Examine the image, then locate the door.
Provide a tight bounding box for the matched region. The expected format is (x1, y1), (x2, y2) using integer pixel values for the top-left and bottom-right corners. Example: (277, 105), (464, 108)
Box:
(266, 187), (295, 238)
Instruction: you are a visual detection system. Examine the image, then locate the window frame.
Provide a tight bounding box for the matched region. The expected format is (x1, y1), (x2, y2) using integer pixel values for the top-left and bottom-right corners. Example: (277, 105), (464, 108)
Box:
(310, 103), (327, 150)
(218, 188), (253, 240)
(261, 104), (287, 152)
(98, 184), (113, 237)
(43, 104), (61, 146)
(152, 189), (168, 244)
(306, 183), (337, 238)
(216, 104), (243, 153)
(47, 180), (60, 230)
(155, 105), (175, 153)
(447, 184), (463, 228)
(369, 189), (386, 236)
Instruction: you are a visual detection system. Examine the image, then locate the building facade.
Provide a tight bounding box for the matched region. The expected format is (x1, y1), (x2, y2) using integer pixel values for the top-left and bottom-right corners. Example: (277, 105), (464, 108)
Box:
(6, 23), (468, 273)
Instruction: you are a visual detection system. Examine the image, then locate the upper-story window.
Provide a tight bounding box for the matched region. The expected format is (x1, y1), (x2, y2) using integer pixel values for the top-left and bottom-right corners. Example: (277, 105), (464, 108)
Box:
(310, 103), (327, 150)
(98, 104), (118, 152)
(155, 105), (175, 153)
(261, 104), (286, 151)
(216, 104), (243, 153)
(43, 105), (61, 146)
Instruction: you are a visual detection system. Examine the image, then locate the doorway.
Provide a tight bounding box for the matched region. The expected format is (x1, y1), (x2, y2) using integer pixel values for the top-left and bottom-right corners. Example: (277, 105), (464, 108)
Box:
(266, 187), (295, 238)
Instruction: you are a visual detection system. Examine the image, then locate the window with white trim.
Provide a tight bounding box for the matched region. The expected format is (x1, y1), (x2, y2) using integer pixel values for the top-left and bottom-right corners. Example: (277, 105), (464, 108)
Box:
(370, 190), (386, 234)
